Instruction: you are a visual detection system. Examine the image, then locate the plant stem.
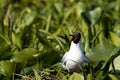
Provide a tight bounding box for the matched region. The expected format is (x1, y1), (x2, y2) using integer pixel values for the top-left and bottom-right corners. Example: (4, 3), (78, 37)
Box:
(82, 65), (87, 80)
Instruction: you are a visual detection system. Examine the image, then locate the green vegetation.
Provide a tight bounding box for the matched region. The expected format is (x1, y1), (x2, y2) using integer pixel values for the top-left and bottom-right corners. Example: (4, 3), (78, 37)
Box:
(0, 0), (120, 80)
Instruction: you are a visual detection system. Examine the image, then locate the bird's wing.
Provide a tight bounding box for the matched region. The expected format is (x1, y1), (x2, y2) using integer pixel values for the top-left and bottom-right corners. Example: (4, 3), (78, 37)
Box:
(61, 52), (69, 68)
(62, 52), (69, 62)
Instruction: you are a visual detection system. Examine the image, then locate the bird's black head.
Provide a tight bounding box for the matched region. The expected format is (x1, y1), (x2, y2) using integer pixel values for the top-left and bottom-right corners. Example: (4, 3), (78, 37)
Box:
(69, 33), (81, 44)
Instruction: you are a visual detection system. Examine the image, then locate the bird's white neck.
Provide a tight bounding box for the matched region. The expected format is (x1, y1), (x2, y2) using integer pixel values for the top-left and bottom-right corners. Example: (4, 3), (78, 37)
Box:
(69, 40), (83, 52)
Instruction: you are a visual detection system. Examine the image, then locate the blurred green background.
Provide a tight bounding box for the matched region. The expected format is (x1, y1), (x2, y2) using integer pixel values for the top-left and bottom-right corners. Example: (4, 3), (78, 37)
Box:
(0, 0), (120, 80)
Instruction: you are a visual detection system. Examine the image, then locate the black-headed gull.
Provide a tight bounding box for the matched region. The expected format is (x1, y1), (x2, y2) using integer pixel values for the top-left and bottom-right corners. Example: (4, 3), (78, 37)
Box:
(62, 33), (88, 73)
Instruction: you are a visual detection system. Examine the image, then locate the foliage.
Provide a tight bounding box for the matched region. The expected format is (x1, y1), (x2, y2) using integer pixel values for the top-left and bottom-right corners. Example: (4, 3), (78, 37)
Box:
(0, 0), (120, 80)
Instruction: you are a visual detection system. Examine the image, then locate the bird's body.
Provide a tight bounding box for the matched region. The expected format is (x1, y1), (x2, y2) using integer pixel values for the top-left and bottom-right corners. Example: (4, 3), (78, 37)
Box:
(62, 33), (88, 73)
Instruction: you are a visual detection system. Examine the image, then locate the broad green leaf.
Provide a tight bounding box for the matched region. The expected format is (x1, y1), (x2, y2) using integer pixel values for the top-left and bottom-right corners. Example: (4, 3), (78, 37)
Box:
(0, 61), (16, 76)
(69, 72), (83, 80)
(101, 46), (120, 70)
(87, 37), (115, 67)
(12, 32), (22, 49)
(112, 56), (120, 70)
(12, 48), (38, 63)
(108, 74), (118, 80)
(0, 66), (6, 76)
(87, 73), (93, 80)
(81, 7), (102, 25)
(81, 11), (91, 25)
(113, 24), (120, 36)
(75, 2), (86, 17)
(33, 69), (41, 80)
(110, 32), (120, 46)
(89, 7), (102, 25)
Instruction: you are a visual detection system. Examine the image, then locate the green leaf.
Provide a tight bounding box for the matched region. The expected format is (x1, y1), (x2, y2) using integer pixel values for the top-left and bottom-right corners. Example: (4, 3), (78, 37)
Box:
(12, 48), (38, 63)
(0, 66), (6, 76)
(0, 33), (11, 45)
(0, 38), (12, 60)
(3, 4), (12, 26)
(12, 32), (22, 49)
(33, 69), (41, 80)
(111, 55), (120, 70)
(81, 11), (91, 25)
(110, 32), (120, 46)
(87, 37), (115, 67)
(81, 7), (102, 25)
(113, 24), (120, 36)
(89, 7), (102, 25)
(69, 72), (83, 80)
(108, 74), (118, 80)
(101, 46), (120, 70)
(0, 61), (16, 76)
(95, 71), (104, 80)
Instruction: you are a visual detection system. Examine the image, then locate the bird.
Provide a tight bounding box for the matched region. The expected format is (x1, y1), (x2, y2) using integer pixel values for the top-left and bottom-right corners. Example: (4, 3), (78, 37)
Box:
(62, 32), (88, 73)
